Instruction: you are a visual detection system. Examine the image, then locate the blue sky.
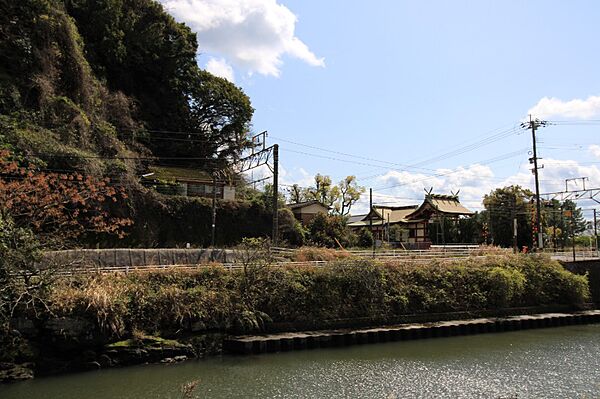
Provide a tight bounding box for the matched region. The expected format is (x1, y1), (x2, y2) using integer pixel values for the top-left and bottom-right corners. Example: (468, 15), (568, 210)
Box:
(160, 0), (600, 215)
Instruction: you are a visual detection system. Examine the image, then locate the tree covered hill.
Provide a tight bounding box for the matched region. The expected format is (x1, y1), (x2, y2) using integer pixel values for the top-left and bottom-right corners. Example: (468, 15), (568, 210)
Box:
(0, 0), (262, 247)
(1, 0), (253, 171)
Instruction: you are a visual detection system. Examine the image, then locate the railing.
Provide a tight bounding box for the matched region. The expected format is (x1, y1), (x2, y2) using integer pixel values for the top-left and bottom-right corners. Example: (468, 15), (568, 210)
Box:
(549, 250), (600, 262)
(272, 245), (486, 260)
(43, 245), (523, 275)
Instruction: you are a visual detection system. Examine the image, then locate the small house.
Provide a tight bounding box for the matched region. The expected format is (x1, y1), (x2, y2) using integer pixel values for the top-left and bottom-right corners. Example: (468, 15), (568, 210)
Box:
(287, 200), (330, 225)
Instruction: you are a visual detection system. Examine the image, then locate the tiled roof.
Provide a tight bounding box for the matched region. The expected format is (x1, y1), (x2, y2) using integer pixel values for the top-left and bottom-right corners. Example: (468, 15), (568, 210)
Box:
(426, 195), (474, 215)
(287, 200), (331, 210)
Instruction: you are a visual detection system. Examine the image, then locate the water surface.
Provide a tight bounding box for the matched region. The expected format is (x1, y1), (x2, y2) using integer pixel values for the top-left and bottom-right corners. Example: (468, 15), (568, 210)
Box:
(2, 324), (599, 398)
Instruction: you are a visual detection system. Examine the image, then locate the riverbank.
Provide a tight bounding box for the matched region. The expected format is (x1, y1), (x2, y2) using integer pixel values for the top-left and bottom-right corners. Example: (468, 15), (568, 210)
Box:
(225, 310), (600, 354)
(2, 324), (600, 398)
(1, 254), (591, 382)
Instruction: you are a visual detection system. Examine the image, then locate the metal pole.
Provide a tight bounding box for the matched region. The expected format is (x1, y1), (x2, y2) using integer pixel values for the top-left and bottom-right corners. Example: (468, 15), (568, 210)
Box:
(272, 144), (279, 246)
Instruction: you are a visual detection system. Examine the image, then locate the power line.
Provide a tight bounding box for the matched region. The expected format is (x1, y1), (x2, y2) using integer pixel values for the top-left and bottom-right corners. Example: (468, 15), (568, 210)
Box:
(372, 148), (529, 191)
(271, 135), (437, 173)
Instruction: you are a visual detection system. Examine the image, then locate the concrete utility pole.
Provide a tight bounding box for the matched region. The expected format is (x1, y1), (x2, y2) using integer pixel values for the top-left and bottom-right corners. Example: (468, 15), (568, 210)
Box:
(594, 209), (598, 256)
(512, 198), (518, 253)
(570, 211), (576, 262)
(522, 116), (546, 250)
(211, 172), (217, 247)
(272, 144), (279, 246)
(370, 188), (375, 256)
(513, 218), (518, 254)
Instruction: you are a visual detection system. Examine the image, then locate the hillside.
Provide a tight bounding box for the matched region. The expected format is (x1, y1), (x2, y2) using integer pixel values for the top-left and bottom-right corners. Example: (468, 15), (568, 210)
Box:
(0, 0), (260, 247)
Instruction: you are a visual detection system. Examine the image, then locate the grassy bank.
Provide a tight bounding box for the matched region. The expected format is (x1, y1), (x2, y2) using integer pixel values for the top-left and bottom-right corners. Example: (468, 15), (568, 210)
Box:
(47, 254), (589, 337)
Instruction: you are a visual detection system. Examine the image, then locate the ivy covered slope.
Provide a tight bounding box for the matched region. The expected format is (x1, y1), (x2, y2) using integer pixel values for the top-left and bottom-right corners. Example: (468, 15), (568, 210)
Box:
(0, 0), (255, 246)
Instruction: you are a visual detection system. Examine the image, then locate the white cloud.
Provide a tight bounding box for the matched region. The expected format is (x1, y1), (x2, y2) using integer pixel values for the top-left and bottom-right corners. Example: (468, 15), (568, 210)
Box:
(527, 95), (600, 120)
(590, 145), (600, 159)
(205, 57), (235, 82)
(159, 0), (325, 77)
(346, 158), (600, 215)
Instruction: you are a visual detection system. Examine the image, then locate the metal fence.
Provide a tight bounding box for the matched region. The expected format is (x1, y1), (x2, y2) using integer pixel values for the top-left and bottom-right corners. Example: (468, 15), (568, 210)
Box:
(42, 245), (597, 275)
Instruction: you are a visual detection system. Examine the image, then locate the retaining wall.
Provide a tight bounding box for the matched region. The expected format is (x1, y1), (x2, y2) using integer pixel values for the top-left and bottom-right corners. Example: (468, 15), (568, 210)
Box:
(224, 310), (600, 355)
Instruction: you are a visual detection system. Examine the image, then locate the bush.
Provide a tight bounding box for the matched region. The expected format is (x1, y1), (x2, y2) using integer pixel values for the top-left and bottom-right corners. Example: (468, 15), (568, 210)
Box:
(293, 247), (350, 262)
(43, 254), (590, 337)
(306, 213), (356, 248)
(357, 228), (374, 248)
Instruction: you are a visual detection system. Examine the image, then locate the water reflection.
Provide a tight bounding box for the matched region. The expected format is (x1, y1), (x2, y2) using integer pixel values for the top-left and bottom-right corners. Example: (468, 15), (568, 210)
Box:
(2, 324), (599, 398)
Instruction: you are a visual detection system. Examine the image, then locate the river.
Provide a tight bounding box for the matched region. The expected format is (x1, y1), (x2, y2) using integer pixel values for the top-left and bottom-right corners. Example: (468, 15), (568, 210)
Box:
(1, 324), (599, 398)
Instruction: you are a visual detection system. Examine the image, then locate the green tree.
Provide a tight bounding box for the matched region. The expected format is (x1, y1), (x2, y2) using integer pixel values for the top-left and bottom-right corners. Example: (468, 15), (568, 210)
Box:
(335, 175), (365, 216)
(303, 174), (364, 215)
(544, 199), (587, 248)
(357, 228), (374, 248)
(65, 0), (254, 168)
(304, 174), (339, 207)
(483, 186), (534, 248)
(306, 213), (356, 248)
(287, 184), (304, 204)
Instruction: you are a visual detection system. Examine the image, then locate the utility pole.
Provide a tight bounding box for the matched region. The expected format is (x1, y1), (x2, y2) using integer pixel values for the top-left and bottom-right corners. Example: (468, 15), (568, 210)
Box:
(522, 116), (546, 250)
(512, 198), (518, 253)
(594, 209), (598, 257)
(211, 172), (217, 247)
(272, 144), (279, 246)
(571, 211), (576, 262)
(370, 188), (374, 256)
(513, 217), (518, 254)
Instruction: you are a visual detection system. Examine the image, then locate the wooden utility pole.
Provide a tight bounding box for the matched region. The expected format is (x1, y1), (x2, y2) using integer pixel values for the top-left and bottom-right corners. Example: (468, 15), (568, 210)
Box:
(522, 116), (546, 250)
(272, 144), (279, 246)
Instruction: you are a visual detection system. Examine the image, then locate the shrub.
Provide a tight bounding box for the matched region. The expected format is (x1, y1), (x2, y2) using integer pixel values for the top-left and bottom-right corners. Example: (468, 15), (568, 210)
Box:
(293, 246), (350, 262)
(357, 228), (374, 248)
(44, 255), (590, 337)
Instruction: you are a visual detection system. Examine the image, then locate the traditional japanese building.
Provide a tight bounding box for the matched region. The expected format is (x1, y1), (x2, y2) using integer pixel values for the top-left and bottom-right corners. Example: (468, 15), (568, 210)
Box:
(348, 193), (474, 247)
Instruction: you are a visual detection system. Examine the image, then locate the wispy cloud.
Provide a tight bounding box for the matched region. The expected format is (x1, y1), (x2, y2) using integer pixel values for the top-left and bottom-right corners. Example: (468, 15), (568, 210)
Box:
(527, 95), (600, 120)
(159, 0), (324, 77)
(590, 145), (600, 159)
